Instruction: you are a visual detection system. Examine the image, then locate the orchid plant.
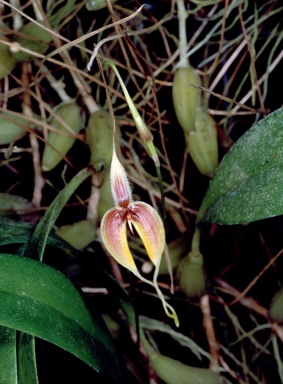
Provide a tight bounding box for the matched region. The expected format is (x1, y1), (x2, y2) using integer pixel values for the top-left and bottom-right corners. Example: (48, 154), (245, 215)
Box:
(100, 147), (179, 327)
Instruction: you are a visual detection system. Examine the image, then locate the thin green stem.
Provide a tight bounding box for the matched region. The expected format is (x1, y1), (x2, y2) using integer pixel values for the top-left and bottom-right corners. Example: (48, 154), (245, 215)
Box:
(176, 0), (189, 68)
(191, 226), (201, 256)
(108, 60), (166, 220)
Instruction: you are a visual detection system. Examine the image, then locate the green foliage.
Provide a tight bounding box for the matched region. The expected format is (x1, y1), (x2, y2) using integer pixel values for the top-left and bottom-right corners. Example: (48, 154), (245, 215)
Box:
(24, 167), (93, 261)
(198, 107), (283, 224)
(0, 254), (122, 382)
(1, 1), (283, 383)
(0, 168), (124, 383)
(17, 333), (38, 384)
(0, 326), (17, 383)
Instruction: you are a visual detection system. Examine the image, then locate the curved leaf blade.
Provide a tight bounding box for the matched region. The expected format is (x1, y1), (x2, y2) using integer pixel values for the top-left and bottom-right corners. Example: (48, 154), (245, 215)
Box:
(0, 218), (33, 247)
(25, 166), (93, 261)
(197, 107), (283, 224)
(0, 254), (123, 383)
(17, 333), (38, 384)
(202, 163), (283, 224)
(0, 326), (17, 384)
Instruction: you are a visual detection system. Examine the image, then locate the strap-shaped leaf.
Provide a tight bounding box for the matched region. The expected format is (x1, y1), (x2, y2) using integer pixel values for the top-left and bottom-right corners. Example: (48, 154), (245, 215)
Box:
(0, 218), (33, 247)
(17, 332), (38, 384)
(0, 253), (123, 383)
(24, 167), (93, 261)
(197, 107), (283, 224)
(0, 326), (17, 383)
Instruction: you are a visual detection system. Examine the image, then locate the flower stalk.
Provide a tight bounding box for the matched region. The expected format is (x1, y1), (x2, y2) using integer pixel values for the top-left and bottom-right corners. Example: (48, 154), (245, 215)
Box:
(107, 60), (166, 219)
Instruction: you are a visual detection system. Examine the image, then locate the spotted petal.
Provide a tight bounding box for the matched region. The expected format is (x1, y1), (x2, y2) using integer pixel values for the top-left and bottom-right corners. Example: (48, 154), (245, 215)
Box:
(100, 207), (138, 274)
(129, 202), (165, 267)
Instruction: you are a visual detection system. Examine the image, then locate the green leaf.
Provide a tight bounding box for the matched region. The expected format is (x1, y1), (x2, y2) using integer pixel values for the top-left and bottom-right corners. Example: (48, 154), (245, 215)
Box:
(25, 167), (93, 261)
(0, 217), (85, 255)
(0, 254), (123, 383)
(197, 107), (283, 224)
(0, 218), (33, 247)
(0, 326), (17, 384)
(17, 333), (38, 384)
(103, 269), (136, 328)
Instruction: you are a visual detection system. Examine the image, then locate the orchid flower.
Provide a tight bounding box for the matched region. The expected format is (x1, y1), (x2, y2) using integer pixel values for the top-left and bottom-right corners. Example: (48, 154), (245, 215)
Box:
(100, 149), (179, 327)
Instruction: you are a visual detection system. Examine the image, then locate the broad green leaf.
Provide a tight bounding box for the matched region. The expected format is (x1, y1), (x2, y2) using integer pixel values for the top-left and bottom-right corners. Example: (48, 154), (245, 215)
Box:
(197, 107), (283, 224)
(0, 254), (123, 383)
(0, 326), (17, 384)
(199, 164), (283, 224)
(17, 333), (38, 384)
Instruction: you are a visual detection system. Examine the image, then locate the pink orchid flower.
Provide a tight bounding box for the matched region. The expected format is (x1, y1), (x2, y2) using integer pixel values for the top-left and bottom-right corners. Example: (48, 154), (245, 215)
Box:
(100, 150), (179, 327)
